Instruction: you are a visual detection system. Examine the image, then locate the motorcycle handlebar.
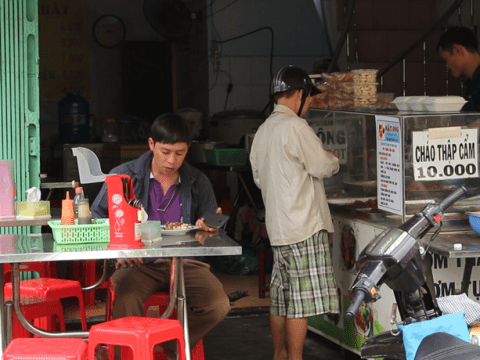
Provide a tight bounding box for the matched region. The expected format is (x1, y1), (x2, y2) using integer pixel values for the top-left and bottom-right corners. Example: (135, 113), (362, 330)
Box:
(345, 288), (367, 321)
(438, 186), (468, 213)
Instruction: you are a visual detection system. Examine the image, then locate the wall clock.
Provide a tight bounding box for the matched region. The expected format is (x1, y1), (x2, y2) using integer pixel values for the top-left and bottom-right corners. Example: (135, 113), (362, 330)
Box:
(93, 15), (126, 48)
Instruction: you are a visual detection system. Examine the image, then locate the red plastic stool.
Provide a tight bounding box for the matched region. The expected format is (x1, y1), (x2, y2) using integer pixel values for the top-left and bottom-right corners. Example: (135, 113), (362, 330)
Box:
(107, 279), (205, 359)
(9, 295), (66, 338)
(4, 278), (87, 330)
(71, 260), (108, 306)
(4, 262), (58, 282)
(88, 316), (186, 360)
(2, 338), (87, 359)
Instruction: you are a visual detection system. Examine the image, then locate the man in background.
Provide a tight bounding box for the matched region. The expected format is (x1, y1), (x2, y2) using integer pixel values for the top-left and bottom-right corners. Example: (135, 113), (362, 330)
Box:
(437, 26), (480, 111)
(250, 65), (340, 360)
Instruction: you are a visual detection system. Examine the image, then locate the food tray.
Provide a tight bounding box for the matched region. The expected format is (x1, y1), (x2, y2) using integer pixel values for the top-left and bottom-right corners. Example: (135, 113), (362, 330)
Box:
(204, 148), (248, 166)
(48, 219), (110, 244)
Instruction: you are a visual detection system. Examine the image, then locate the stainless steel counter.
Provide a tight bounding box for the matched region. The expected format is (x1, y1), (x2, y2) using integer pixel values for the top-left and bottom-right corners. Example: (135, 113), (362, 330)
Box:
(0, 232), (241, 263)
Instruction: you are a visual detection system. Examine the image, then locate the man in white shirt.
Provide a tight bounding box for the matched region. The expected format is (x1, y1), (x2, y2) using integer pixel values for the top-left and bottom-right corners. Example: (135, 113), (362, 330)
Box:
(250, 65), (340, 360)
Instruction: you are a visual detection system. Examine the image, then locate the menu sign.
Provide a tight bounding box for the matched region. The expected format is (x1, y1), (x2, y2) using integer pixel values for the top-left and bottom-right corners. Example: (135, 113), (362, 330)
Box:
(376, 116), (403, 216)
(412, 127), (478, 181)
(311, 125), (348, 165)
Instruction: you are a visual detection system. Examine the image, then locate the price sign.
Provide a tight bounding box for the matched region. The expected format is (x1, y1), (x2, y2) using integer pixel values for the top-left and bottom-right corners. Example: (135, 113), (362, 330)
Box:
(412, 128), (478, 181)
(311, 125), (348, 164)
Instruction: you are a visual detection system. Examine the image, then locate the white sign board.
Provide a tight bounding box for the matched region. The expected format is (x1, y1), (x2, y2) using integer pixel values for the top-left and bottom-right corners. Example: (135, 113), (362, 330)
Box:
(376, 116), (403, 216)
(412, 127), (478, 181)
(311, 125), (348, 165)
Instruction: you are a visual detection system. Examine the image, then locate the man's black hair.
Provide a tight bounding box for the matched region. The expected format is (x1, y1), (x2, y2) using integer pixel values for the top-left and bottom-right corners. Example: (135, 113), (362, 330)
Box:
(437, 26), (479, 53)
(150, 112), (192, 145)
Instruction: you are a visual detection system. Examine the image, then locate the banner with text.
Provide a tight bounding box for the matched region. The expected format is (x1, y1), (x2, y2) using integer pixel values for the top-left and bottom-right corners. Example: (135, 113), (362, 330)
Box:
(39, 0), (91, 101)
(412, 127), (478, 181)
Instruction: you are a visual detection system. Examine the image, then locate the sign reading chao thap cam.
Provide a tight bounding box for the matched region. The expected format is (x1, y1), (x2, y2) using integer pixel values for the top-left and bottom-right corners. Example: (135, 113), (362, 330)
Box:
(39, 0), (91, 101)
(412, 127), (478, 181)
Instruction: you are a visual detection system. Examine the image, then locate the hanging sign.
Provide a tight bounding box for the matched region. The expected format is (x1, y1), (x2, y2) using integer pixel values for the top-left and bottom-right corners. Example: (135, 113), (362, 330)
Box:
(311, 125), (348, 164)
(376, 116), (403, 216)
(412, 127), (478, 181)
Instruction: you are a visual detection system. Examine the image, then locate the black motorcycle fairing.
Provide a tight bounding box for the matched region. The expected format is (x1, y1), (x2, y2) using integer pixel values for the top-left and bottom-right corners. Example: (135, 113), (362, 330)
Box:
(360, 330), (406, 360)
(414, 332), (480, 360)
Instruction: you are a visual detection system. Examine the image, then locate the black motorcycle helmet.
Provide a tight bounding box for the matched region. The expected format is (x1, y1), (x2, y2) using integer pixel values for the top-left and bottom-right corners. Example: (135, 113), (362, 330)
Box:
(271, 65), (321, 116)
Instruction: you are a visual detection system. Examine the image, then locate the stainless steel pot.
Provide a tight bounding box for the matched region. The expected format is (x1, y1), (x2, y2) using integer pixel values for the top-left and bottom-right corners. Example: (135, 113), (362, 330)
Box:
(208, 109), (265, 146)
(188, 141), (226, 163)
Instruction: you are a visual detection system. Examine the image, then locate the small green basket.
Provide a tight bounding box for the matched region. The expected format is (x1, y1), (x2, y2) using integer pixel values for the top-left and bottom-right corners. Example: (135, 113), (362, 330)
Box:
(48, 219), (110, 244)
(204, 148), (248, 166)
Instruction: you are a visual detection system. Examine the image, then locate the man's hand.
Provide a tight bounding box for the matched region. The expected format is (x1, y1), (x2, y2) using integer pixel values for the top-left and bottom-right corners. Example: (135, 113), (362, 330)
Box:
(195, 229), (219, 244)
(115, 258), (144, 270)
(195, 207), (223, 232)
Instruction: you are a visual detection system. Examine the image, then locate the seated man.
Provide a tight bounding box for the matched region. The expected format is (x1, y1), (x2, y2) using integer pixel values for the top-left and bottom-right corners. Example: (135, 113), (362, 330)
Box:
(91, 112), (231, 358)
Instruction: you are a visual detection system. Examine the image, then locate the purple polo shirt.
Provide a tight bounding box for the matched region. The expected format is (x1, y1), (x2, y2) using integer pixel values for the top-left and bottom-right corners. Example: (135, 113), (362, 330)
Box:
(145, 173), (193, 263)
(148, 174), (182, 223)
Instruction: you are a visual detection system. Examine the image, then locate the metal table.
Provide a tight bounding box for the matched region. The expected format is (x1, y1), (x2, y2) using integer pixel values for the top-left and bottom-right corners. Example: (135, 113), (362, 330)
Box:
(426, 231), (480, 295)
(0, 231), (241, 359)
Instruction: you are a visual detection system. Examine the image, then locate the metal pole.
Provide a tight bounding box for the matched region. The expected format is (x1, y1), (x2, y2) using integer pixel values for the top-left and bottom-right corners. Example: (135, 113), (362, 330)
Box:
(403, 59), (406, 96)
(423, 42), (427, 96)
(176, 258), (191, 360)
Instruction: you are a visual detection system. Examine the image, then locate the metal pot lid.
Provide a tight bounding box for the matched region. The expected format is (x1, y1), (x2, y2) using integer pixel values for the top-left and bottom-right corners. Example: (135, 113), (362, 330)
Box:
(213, 109), (265, 119)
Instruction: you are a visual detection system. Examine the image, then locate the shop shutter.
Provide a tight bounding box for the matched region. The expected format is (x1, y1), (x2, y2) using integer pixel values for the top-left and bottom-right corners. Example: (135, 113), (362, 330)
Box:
(0, 0), (40, 234)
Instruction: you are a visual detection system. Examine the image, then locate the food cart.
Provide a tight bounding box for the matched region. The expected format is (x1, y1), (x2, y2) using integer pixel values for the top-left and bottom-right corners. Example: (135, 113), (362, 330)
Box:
(305, 108), (480, 355)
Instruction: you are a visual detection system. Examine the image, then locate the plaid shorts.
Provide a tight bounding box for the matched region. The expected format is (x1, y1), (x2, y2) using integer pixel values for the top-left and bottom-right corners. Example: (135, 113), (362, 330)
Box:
(270, 230), (339, 318)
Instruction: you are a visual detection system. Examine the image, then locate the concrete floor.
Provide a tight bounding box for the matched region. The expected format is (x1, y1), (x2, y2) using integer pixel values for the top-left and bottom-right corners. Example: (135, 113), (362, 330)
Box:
(203, 314), (361, 360)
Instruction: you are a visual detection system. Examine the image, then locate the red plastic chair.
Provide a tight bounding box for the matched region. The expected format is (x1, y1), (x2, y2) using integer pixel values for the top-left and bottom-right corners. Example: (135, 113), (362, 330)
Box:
(3, 338), (87, 359)
(107, 278), (205, 360)
(4, 262), (57, 282)
(88, 316), (186, 360)
(71, 260), (108, 306)
(4, 278), (87, 330)
(9, 295), (66, 339)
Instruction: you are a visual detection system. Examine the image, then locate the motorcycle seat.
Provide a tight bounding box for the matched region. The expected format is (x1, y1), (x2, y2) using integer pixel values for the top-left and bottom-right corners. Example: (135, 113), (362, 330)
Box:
(415, 332), (480, 360)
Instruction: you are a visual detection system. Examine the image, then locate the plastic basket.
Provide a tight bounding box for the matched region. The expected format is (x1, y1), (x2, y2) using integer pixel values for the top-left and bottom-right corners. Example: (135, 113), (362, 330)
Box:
(467, 212), (480, 236)
(53, 242), (109, 252)
(48, 219), (110, 244)
(204, 148), (248, 166)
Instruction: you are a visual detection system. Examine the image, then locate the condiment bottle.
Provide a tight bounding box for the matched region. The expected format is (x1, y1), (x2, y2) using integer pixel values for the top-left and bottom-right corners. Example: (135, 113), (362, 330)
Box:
(61, 192), (74, 225)
(77, 198), (92, 225)
(73, 186), (85, 219)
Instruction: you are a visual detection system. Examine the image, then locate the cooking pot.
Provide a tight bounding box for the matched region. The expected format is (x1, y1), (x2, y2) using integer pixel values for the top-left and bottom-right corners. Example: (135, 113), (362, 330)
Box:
(188, 141), (226, 163)
(208, 109), (265, 146)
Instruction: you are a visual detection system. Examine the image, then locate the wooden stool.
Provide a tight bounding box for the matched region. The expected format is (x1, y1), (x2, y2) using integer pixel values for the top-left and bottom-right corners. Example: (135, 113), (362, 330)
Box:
(88, 316), (186, 360)
(3, 338), (87, 359)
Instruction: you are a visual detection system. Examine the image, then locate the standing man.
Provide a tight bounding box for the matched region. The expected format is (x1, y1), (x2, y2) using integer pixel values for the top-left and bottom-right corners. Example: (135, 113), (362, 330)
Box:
(437, 26), (480, 111)
(91, 112), (230, 359)
(250, 65), (340, 360)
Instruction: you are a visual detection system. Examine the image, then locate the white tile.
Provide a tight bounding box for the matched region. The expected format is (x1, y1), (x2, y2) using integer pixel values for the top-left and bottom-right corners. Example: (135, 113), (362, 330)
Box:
(209, 57), (231, 86)
(230, 57), (252, 85)
(209, 85), (229, 115)
(250, 84), (271, 112)
(252, 57), (271, 85)
(227, 85), (252, 110)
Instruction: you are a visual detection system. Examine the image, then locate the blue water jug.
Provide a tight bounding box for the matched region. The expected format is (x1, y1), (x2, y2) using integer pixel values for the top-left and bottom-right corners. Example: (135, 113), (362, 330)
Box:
(58, 92), (89, 143)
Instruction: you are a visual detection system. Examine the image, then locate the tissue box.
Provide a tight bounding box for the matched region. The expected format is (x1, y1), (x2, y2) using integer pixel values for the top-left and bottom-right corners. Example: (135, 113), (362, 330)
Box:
(16, 201), (51, 219)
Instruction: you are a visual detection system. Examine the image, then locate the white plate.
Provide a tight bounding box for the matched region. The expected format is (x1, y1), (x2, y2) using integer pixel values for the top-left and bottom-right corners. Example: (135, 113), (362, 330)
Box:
(160, 226), (198, 235)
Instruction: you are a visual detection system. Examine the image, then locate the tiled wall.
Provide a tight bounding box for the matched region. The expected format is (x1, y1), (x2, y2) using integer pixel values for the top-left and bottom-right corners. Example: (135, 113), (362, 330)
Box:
(208, 56), (323, 115)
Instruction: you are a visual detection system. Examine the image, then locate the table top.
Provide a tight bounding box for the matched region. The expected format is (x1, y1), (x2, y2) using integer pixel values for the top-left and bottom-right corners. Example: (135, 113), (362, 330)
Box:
(0, 231), (241, 263)
(426, 231), (480, 258)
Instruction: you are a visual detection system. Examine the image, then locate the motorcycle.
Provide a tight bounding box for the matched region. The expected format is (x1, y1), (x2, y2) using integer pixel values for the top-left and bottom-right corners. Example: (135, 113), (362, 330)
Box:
(345, 186), (480, 360)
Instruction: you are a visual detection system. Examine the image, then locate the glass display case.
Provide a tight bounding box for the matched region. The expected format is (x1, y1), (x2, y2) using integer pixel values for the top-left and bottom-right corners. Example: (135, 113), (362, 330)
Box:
(306, 108), (480, 226)
(306, 108), (480, 355)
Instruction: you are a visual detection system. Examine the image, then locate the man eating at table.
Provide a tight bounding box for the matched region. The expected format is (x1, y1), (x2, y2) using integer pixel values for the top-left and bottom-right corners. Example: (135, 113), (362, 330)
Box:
(91, 112), (230, 359)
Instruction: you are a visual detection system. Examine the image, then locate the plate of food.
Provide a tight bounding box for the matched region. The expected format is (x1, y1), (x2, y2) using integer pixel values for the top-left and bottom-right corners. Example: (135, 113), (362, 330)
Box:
(161, 222), (198, 235)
